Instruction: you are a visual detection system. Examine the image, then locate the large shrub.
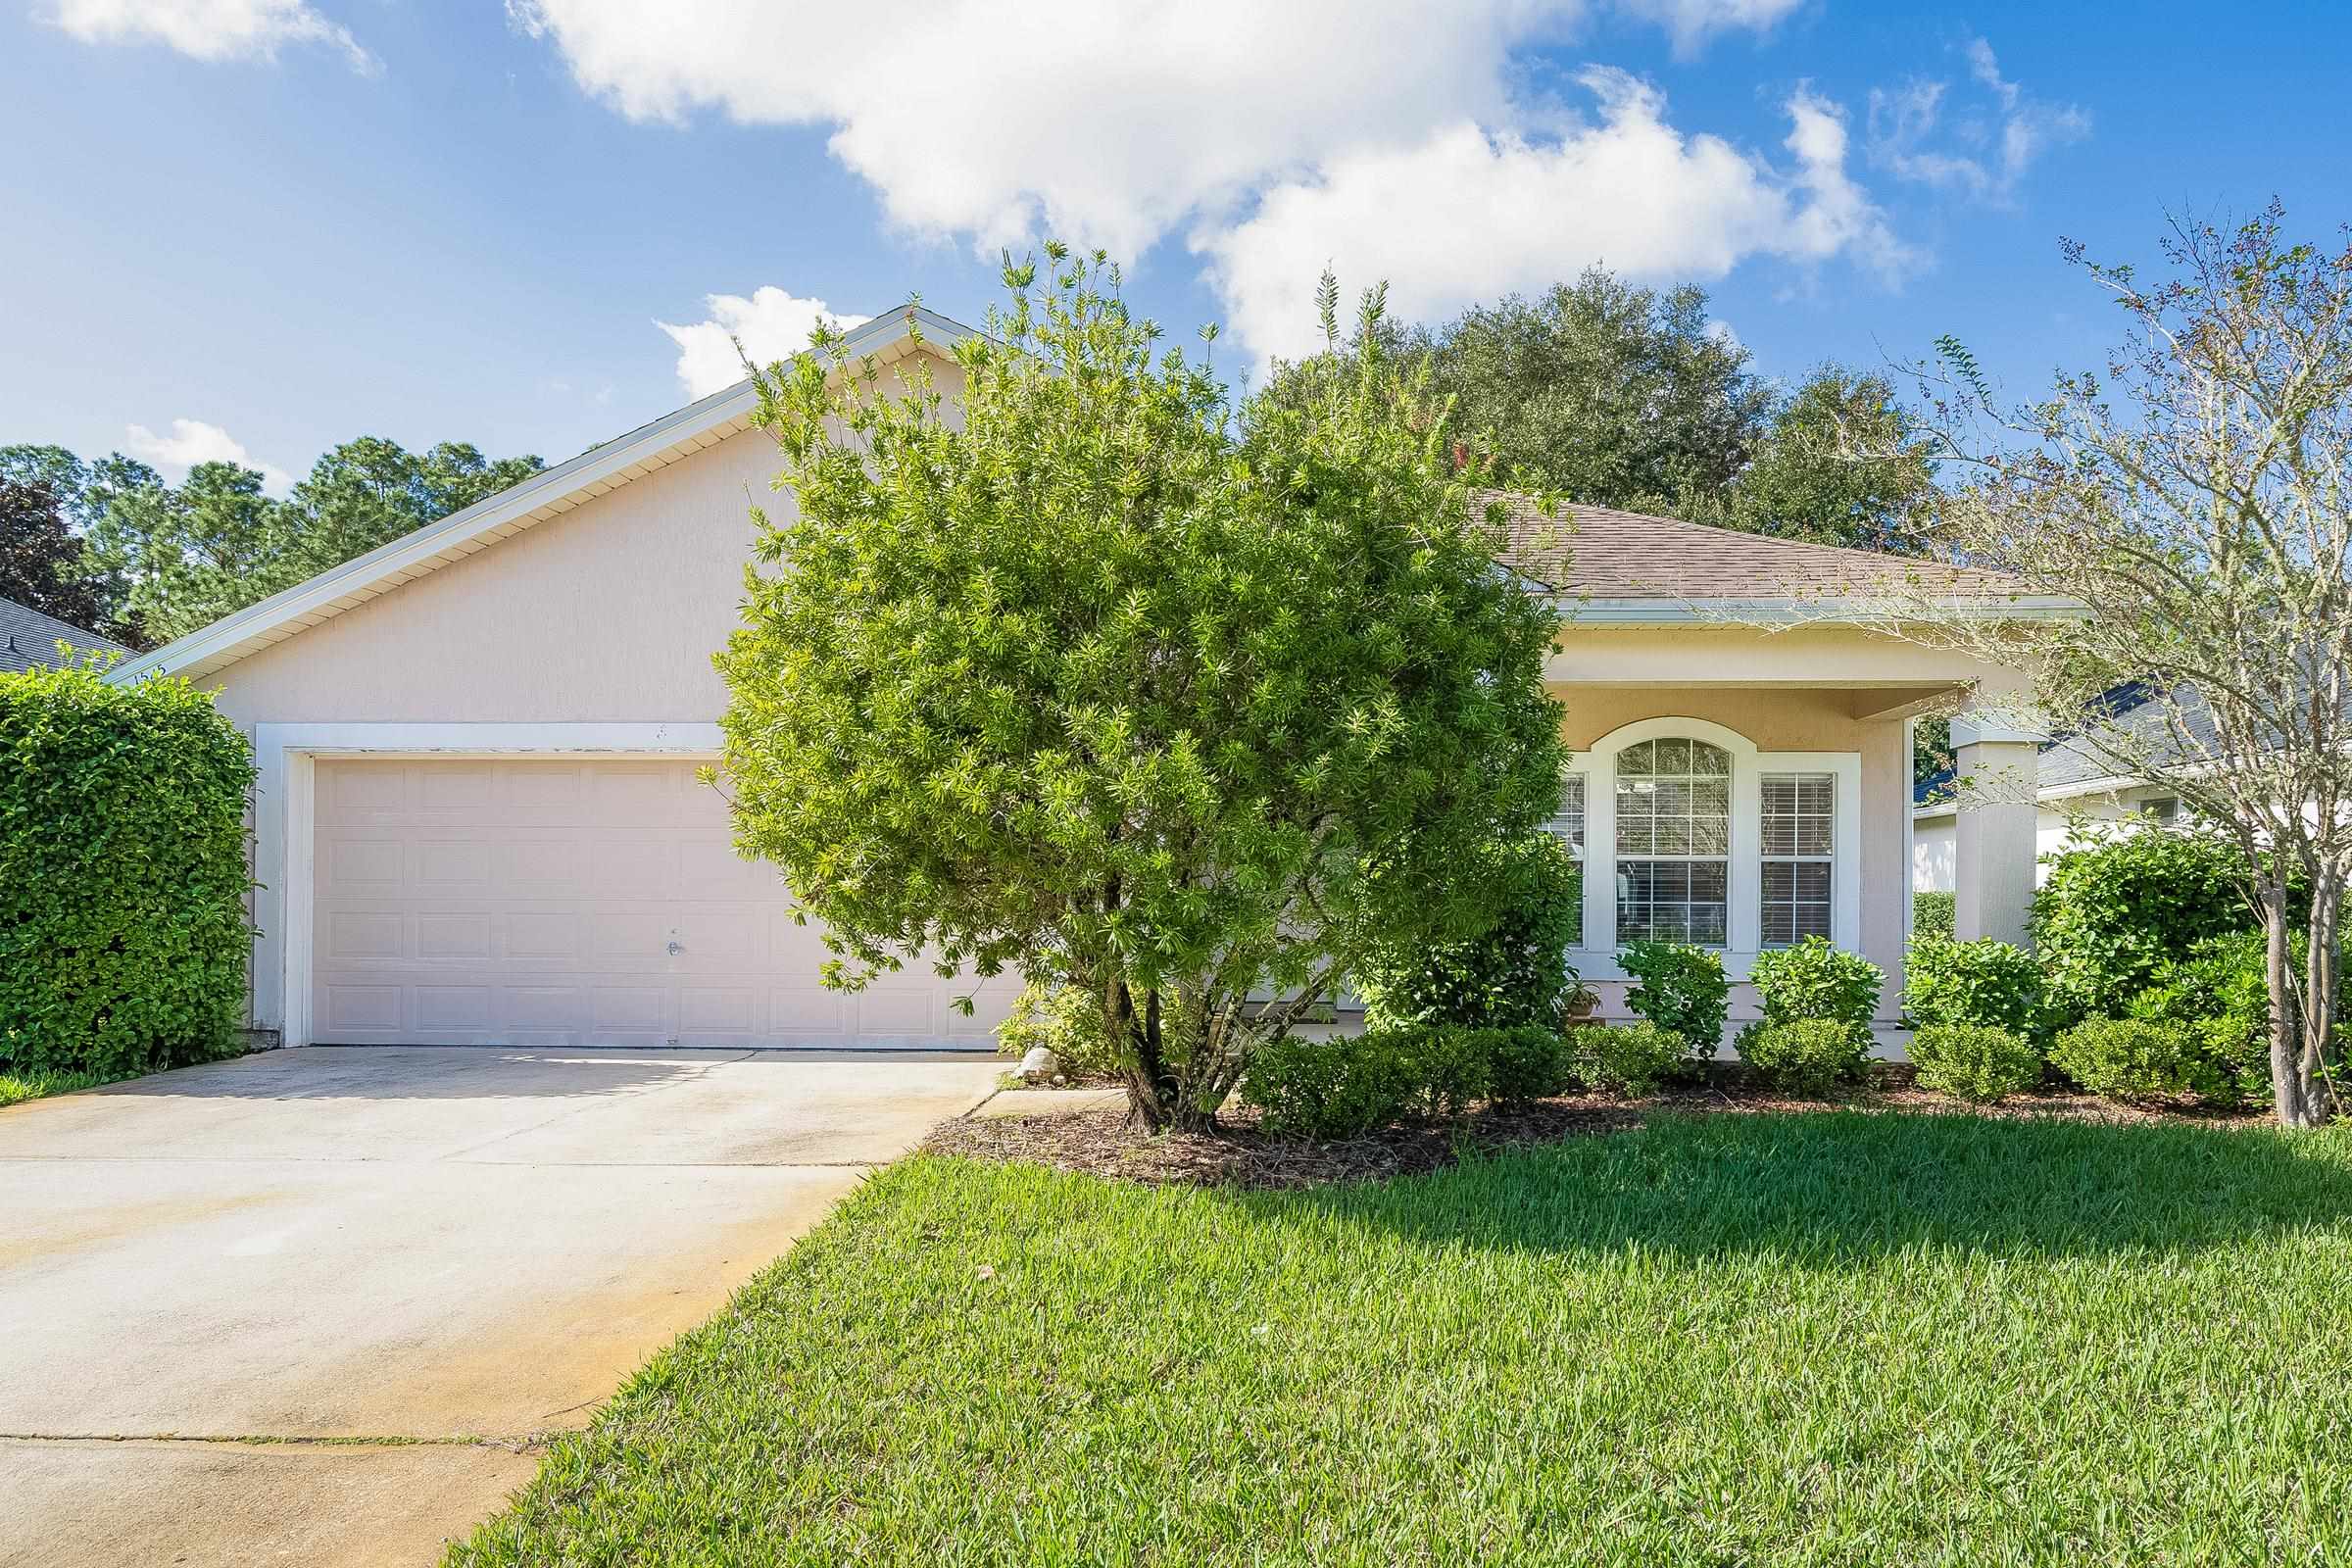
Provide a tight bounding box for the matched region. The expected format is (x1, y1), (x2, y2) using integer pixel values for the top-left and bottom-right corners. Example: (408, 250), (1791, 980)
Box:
(2049, 1017), (2252, 1107)
(995, 980), (1123, 1078)
(1575, 1021), (1688, 1097)
(2032, 830), (2252, 1022)
(1904, 935), (2048, 1039)
(1359, 835), (1581, 1031)
(0, 662), (253, 1076)
(1747, 937), (1883, 1034)
(1909, 1024), (2043, 1103)
(2126, 929), (2284, 1087)
(1740, 1019), (1873, 1097)
(1618, 940), (1731, 1055)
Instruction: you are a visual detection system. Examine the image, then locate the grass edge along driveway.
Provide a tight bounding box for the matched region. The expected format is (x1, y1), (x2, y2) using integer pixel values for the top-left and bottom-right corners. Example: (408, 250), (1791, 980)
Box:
(450, 1110), (2352, 1567)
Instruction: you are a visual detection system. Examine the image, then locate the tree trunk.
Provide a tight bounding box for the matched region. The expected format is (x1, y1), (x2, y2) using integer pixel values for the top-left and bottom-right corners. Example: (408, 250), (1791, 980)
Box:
(2302, 867), (2339, 1124)
(2265, 875), (2311, 1127)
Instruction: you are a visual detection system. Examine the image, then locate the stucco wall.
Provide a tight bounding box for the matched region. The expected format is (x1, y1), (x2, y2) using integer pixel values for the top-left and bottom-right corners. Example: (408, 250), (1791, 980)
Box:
(209, 353), (967, 733)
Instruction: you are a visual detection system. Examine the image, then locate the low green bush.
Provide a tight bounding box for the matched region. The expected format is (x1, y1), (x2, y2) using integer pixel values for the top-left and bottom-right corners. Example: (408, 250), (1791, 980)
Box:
(1749, 937), (1884, 1033)
(1740, 1018), (1872, 1097)
(1241, 1034), (1417, 1138)
(1, 662), (253, 1078)
(1396, 1026), (1496, 1118)
(1909, 1023), (2043, 1103)
(1905, 935), (2048, 1039)
(2049, 1017), (2251, 1107)
(1575, 1021), (1688, 1097)
(995, 980), (1123, 1078)
(2032, 829), (2252, 1022)
(1360, 835), (1582, 1031)
(1912, 890), (1955, 937)
(1484, 1025), (1577, 1103)
(1618, 940), (1730, 1055)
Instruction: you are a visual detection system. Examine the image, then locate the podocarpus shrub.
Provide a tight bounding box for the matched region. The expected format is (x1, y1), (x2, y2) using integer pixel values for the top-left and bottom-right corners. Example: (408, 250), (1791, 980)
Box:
(1740, 1018), (1873, 1097)
(1905, 935), (2048, 1039)
(2049, 1017), (2251, 1107)
(1576, 1021), (1687, 1096)
(1909, 1023), (2043, 1103)
(2032, 830), (2251, 1022)
(1617, 940), (1731, 1057)
(0, 662), (253, 1076)
(995, 980), (1123, 1078)
(1359, 835), (1581, 1031)
(1912, 890), (1955, 938)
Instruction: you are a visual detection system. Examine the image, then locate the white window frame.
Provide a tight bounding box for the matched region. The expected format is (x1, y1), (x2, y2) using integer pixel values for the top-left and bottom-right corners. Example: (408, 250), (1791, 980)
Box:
(1759, 771), (1837, 947)
(1568, 716), (1861, 982)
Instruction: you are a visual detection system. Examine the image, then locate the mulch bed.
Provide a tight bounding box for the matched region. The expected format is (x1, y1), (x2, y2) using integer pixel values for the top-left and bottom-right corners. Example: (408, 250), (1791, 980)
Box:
(920, 1064), (2268, 1191)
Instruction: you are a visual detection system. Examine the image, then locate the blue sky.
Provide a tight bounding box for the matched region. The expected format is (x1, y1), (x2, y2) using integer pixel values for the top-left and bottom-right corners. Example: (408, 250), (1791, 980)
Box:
(6, 1), (2349, 491)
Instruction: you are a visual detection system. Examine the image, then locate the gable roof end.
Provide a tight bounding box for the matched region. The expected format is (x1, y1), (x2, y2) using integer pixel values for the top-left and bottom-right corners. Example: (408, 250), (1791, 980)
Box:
(106, 306), (978, 686)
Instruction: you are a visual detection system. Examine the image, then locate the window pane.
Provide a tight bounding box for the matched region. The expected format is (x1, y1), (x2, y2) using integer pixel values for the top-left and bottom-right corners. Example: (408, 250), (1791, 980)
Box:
(1691, 742), (1730, 776)
(1761, 772), (1834, 948)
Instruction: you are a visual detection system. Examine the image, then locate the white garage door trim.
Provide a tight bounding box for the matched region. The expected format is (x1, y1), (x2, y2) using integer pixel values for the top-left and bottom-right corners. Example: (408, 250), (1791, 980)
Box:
(258, 722), (731, 1048)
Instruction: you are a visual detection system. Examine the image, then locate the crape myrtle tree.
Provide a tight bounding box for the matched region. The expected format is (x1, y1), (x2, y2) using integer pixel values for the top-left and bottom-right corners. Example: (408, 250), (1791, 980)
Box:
(1879, 206), (2352, 1127)
(715, 250), (1569, 1131)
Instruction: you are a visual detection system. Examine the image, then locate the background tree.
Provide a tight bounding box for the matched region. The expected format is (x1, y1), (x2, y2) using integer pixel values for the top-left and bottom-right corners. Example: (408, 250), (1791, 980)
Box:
(0, 479), (119, 636)
(1879, 205), (2352, 1127)
(718, 254), (1567, 1130)
(1680, 366), (1940, 552)
(1, 436), (544, 647)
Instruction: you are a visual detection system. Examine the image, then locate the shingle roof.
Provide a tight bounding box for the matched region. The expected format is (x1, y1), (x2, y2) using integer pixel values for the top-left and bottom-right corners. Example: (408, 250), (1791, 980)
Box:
(0, 596), (127, 673)
(1912, 683), (2228, 808)
(1488, 494), (2027, 602)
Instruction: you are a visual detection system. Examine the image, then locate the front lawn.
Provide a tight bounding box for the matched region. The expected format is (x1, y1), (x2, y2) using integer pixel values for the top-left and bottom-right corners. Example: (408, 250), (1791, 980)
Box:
(451, 1112), (2352, 1566)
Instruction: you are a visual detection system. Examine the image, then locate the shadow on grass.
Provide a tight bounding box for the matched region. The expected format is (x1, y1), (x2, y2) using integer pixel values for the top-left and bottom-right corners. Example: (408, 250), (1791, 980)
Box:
(1247, 1109), (2352, 1263)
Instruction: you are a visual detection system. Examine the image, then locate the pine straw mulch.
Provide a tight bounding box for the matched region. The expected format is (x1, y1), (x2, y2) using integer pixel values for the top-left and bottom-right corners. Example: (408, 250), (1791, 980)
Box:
(920, 1065), (2268, 1191)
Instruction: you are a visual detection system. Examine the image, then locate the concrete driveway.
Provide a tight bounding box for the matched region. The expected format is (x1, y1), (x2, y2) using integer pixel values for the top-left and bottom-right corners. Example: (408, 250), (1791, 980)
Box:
(0, 1046), (1003, 1568)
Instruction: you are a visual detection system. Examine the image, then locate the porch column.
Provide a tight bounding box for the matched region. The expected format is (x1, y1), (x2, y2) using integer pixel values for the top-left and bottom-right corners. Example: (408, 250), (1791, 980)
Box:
(1950, 714), (2039, 947)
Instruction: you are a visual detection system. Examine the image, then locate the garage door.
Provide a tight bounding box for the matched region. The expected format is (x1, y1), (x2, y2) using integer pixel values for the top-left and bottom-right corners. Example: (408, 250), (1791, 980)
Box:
(310, 759), (1019, 1048)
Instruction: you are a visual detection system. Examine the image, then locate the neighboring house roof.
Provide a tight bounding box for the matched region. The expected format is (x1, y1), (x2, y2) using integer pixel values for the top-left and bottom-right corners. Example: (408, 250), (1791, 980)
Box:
(108, 306), (978, 686)
(1490, 495), (2066, 620)
(1, 595), (128, 673)
(1913, 682), (2223, 815)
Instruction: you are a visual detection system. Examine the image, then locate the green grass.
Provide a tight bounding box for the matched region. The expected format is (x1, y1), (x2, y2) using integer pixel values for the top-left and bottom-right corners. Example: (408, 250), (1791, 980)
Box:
(0, 1065), (133, 1106)
(450, 1112), (2352, 1566)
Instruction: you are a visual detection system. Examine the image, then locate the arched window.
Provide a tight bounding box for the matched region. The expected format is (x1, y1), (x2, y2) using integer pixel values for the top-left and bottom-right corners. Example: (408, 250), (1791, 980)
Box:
(1613, 737), (1731, 946)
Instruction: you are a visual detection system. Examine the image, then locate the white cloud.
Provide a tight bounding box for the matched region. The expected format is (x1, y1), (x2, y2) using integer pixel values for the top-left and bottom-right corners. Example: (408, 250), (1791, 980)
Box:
(514, 1), (1880, 362)
(48, 0), (376, 72)
(124, 417), (295, 494)
(511, 0), (1803, 260)
(656, 288), (873, 399)
(1615, 0), (1806, 57)
(1868, 35), (2086, 204)
(1200, 71), (1910, 363)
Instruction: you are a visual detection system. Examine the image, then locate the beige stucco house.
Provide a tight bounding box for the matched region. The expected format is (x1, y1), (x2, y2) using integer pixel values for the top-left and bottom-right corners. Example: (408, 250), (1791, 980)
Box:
(106, 308), (2064, 1051)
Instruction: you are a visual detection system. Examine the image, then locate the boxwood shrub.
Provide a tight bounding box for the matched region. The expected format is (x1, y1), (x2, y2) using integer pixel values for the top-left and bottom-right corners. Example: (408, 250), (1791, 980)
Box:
(1, 662), (254, 1077)
(1242, 1023), (1574, 1137)
(1575, 1021), (1688, 1097)
(2049, 1017), (2253, 1107)
(1739, 1018), (1873, 1097)
(1909, 1023), (2043, 1103)
(1912, 889), (1955, 938)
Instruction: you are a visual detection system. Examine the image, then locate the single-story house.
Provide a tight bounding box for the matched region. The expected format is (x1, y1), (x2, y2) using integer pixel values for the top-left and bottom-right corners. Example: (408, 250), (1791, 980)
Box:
(1912, 684), (2213, 891)
(3, 594), (126, 672)
(106, 307), (2067, 1050)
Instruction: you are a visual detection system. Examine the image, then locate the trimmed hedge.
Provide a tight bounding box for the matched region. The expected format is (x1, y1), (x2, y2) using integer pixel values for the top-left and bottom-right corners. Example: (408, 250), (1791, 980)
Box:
(2050, 1017), (2252, 1107)
(1740, 1018), (1873, 1097)
(1242, 1023), (1570, 1138)
(1576, 1021), (1688, 1097)
(1912, 890), (1955, 938)
(1, 662), (254, 1076)
(1910, 1023), (2043, 1103)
